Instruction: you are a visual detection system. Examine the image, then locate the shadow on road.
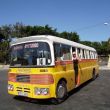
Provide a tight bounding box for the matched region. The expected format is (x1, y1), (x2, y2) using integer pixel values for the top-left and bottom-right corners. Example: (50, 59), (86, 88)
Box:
(68, 79), (93, 97)
(14, 96), (52, 105)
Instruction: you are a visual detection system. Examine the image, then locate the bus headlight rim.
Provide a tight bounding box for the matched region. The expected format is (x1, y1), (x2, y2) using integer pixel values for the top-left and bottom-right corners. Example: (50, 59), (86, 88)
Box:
(8, 84), (14, 91)
(34, 88), (49, 95)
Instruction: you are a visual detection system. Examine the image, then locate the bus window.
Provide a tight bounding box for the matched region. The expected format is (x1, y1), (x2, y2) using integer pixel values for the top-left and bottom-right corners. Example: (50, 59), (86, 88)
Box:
(77, 48), (81, 58)
(62, 44), (71, 60)
(86, 50), (89, 59)
(89, 51), (91, 59)
(89, 51), (93, 59)
(54, 43), (72, 61)
(85, 50), (89, 59)
(54, 43), (62, 61)
(82, 49), (85, 59)
(93, 52), (96, 59)
(72, 47), (76, 53)
(10, 42), (51, 66)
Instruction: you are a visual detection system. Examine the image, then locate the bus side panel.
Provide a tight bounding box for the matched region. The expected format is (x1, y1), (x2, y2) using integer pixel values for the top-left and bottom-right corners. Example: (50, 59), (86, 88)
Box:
(79, 59), (99, 85)
(54, 61), (75, 92)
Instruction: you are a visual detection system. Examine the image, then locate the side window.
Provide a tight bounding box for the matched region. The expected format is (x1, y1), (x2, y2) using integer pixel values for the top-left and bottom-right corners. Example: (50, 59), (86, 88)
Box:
(72, 47), (76, 53)
(85, 50), (88, 59)
(91, 52), (94, 59)
(85, 50), (89, 59)
(54, 43), (62, 61)
(86, 50), (89, 59)
(62, 44), (72, 60)
(82, 49), (85, 59)
(89, 51), (91, 59)
(77, 48), (81, 58)
(54, 43), (72, 61)
(93, 52), (96, 59)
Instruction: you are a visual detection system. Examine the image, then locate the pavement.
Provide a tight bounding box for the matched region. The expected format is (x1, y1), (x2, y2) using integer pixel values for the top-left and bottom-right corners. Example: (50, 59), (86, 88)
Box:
(0, 65), (9, 70)
(99, 65), (110, 70)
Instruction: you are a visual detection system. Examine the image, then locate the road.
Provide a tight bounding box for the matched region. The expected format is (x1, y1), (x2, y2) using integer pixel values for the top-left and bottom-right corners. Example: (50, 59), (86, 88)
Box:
(0, 69), (110, 110)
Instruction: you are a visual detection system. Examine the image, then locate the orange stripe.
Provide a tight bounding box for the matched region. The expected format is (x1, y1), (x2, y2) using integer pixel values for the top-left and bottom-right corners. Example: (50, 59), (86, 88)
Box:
(30, 74), (54, 84)
(8, 73), (54, 85)
(80, 59), (97, 62)
(55, 60), (72, 65)
(8, 73), (16, 82)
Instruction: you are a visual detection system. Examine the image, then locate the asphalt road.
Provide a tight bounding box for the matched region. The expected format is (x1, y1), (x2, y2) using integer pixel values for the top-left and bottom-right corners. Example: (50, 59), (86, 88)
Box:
(0, 69), (110, 110)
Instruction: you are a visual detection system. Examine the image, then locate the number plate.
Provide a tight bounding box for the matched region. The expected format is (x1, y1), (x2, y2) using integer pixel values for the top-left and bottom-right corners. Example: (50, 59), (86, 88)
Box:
(18, 92), (28, 97)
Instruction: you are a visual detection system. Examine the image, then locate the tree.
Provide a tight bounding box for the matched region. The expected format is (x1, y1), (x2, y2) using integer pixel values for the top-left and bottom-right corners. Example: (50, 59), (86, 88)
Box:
(59, 31), (80, 42)
(13, 22), (26, 38)
(91, 42), (102, 55)
(0, 34), (5, 42)
(80, 41), (92, 47)
(69, 32), (80, 42)
(107, 38), (110, 54)
(0, 41), (9, 63)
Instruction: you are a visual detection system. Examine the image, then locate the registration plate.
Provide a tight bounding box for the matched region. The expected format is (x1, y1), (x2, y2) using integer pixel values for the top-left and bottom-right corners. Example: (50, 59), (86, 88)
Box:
(18, 92), (28, 97)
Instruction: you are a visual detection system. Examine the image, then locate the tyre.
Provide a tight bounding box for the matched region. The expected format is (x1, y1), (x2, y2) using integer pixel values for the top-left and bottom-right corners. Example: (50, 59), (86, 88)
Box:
(51, 81), (68, 104)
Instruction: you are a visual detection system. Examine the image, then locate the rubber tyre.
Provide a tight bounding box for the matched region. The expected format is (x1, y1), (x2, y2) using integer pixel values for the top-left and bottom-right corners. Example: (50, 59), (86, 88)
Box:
(51, 81), (68, 104)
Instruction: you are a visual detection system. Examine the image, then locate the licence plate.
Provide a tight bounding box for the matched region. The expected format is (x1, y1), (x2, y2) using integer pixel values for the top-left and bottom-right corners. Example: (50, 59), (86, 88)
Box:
(18, 92), (28, 97)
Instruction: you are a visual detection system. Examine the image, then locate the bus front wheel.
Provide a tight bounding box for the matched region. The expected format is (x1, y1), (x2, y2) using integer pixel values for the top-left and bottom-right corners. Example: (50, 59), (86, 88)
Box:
(52, 81), (68, 104)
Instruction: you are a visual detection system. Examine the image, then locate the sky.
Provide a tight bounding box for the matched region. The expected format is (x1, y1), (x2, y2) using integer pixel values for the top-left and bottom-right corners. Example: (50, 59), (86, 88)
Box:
(0, 0), (110, 41)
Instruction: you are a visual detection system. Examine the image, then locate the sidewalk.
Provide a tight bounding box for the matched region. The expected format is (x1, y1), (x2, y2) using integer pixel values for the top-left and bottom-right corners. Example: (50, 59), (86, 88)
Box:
(0, 65), (9, 70)
(99, 65), (110, 70)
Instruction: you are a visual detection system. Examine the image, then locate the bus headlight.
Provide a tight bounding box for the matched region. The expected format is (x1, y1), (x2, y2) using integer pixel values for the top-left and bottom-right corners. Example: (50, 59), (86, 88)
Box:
(34, 88), (49, 95)
(8, 84), (14, 91)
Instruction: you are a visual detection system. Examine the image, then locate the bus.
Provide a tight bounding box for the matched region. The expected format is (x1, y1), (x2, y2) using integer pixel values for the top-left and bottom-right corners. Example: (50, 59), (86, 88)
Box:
(8, 35), (99, 103)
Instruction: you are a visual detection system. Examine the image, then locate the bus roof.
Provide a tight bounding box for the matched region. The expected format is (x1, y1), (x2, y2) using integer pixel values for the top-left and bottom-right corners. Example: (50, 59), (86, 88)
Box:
(11, 35), (96, 51)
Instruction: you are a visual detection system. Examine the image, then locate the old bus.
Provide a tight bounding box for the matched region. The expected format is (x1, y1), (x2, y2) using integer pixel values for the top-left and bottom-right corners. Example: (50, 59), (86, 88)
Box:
(8, 35), (99, 103)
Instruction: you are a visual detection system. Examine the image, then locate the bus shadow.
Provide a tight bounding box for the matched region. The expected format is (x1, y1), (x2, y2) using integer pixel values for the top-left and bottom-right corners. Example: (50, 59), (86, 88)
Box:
(14, 96), (52, 105)
(68, 79), (93, 97)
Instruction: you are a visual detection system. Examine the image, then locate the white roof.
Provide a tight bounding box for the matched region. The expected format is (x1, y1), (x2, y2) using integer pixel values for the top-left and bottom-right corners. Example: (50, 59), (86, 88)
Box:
(11, 35), (96, 51)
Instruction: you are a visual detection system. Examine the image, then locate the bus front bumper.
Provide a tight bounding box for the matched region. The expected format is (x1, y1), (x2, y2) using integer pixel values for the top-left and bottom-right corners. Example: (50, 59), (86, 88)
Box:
(8, 81), (56, 99)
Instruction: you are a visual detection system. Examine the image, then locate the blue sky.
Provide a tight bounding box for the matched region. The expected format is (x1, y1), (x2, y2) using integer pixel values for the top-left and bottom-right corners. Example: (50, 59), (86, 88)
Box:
(0, 0), (110, 41)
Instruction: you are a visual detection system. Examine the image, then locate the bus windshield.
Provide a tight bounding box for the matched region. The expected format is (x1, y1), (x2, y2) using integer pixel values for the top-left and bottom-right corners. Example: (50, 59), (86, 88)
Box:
(10, 42), (51, 67)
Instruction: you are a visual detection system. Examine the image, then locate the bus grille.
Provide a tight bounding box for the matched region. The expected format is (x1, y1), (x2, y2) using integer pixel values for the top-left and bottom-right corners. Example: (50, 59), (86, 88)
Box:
(16, 87), (30, 93)
(16, 75), (30, 83)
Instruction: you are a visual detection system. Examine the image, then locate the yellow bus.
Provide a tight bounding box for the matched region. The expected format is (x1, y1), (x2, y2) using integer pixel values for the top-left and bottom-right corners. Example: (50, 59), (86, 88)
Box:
(8, 35), (99, 103)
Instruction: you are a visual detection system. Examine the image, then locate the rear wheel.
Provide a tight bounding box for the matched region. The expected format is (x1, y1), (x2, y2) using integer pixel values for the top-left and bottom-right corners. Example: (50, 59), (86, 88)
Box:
(51, 81), (68, 104)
